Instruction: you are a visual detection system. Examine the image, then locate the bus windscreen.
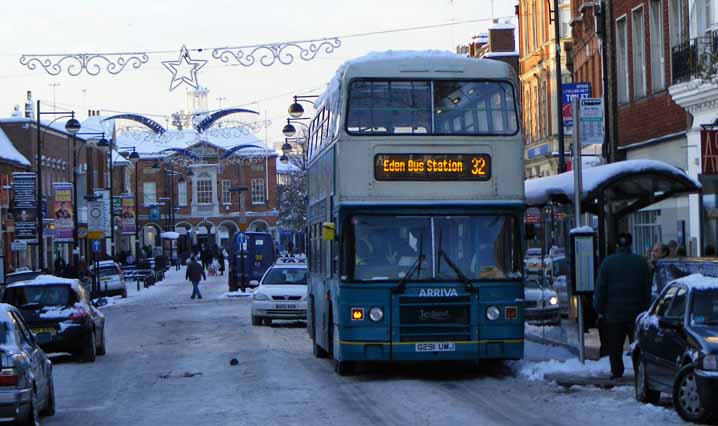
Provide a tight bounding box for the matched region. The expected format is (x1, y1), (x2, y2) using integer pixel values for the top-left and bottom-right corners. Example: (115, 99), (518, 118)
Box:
(347, 215), (519, 282)
(347, 80), (518, 136)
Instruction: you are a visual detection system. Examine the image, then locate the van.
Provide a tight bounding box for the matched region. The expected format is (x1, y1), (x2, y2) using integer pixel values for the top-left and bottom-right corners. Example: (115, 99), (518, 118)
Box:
(228, 232), (276, 291)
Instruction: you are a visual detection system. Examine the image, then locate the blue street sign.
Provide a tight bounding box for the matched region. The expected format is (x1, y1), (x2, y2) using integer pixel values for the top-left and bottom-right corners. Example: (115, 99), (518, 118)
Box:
(561, 83), (591, 131)
(149, 205), (160, 222)
(92, 240), (101, 253)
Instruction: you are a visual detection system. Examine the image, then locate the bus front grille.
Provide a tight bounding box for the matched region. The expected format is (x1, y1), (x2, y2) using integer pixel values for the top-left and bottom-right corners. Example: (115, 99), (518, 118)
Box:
(398, 297), (471, 342)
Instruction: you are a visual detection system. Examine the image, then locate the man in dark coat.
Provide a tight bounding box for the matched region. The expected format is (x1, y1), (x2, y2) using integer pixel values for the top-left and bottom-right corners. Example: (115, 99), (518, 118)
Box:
(185, 256), (206, 300)
(594, 232), (652, 379)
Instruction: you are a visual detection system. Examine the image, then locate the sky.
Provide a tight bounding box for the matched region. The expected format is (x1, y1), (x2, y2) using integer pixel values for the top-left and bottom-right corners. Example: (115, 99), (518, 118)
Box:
(0, 0), (517, 150)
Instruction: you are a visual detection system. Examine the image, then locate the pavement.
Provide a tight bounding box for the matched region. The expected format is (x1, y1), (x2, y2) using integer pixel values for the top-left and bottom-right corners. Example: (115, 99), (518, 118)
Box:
(40, 268), (685, 426)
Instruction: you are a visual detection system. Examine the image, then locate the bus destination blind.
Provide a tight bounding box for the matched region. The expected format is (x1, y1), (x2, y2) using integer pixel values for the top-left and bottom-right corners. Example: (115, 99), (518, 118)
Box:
(374, 153), (491, 181)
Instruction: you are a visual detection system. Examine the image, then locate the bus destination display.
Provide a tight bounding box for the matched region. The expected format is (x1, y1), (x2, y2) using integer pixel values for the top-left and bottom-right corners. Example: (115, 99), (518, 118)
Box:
(374, 154), (491, 181)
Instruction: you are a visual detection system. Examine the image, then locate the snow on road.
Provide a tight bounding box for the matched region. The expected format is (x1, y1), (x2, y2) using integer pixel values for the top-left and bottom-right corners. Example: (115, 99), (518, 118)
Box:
(41, 268), (690, 426)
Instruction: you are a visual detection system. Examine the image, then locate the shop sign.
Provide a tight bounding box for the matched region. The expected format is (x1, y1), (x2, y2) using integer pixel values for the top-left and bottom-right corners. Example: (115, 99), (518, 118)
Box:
(121, 195), (136, 235)
(52, 183), (74, 243)
(11, 172), (37, 243)
(702, 128), (718, 175)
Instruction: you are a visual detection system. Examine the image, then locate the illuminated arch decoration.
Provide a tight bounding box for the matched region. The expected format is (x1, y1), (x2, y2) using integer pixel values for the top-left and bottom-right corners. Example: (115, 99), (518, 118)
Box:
(219, 144), (266, 159)
(195, 108), (259, 133)
(103, 114), (167, 135)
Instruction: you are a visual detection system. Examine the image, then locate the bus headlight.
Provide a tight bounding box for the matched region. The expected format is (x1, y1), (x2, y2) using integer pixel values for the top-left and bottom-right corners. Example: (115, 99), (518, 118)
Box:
(548, 296), (558, 306)
(369, 307), (384, 322)
(486, 306), (501, 321)
(703, 354), (717, 371)
(253, 293), (269, 301)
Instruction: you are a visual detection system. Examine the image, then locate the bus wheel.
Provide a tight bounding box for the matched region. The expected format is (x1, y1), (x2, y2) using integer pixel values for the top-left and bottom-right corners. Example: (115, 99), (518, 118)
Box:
(334, 360), (355, 376)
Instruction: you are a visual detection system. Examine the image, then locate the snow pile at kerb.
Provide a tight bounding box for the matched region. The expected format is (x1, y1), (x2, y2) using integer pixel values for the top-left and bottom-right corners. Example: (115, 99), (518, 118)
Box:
(515, 355), (632, 381)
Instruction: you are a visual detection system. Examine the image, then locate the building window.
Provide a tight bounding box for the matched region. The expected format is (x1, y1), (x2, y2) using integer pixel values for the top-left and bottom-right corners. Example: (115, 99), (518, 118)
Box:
(541, 80), (549, 138)
(560, 9), (570, 38)
(251, 178), (265, 204)
(196, 173), (213, 205)
(531, 1), (538, 51)
(631, 210), (662, 256)
(143, 182), (156, 206)
(617, 17), (629, 104)
(632, 7), (647, 99)
(178, 181), (187, 206)
(649, 0), (665, 92)
(669, 0), (684, 49)
(222, 180), (231, 204)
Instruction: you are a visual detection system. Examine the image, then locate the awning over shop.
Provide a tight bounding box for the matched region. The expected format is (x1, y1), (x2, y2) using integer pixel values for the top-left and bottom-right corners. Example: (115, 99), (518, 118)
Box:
(525, 160), (701, 217)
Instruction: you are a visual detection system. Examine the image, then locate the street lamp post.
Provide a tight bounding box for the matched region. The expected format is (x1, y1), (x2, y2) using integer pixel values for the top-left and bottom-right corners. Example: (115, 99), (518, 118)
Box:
(74, 132), (109, 265)
(36, 101), (80, 271)
(117, 147), (140, 260)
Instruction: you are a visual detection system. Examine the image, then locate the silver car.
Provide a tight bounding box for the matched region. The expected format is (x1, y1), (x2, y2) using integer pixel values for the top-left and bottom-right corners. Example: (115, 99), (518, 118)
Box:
(0, 303), (55, 425)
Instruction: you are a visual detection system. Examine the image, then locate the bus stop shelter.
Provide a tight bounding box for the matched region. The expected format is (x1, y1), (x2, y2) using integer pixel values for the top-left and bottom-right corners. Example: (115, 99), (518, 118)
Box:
(525, 159), (702, 259)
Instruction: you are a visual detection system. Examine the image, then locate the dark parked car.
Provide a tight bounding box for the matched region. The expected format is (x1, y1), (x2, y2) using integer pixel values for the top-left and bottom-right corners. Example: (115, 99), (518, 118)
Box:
(0, 303), (55, 424)
(1, 275), (107, 363)
(632, 274), (718, 423)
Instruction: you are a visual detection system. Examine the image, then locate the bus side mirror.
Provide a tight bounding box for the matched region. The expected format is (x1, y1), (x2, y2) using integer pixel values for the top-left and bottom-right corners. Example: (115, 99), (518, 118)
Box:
(322, 222), (336, 241)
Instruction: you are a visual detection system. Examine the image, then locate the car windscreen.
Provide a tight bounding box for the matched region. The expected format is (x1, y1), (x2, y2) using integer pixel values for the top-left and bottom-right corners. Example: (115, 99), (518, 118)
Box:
(3, 285), (75, 309)
(262, 268), (307, 285)
(691, 290), (718, 326)
(97, 267), (119, 278)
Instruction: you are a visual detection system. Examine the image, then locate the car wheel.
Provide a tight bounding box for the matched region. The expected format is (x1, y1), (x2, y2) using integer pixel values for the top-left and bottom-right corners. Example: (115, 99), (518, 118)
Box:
(96, 328), (107, 356)
(634, 355), (660, 404)
(39, 376), (55, 417)
(81, 331), (97, 363)
(673, 364), (712, 423)
(251, 316), (261, 326)
(18, 388), (39, 426)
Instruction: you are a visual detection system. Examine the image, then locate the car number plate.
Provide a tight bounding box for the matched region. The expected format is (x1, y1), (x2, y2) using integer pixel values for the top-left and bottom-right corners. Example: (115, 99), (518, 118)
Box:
(31, 327), (55, 335)
(415, 342), (455, 352)
(275, 304), (297, 309)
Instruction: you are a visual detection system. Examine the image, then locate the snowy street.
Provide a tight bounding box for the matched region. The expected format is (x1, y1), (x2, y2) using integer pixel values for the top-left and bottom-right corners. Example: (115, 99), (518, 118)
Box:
(41, 268), (687, 426)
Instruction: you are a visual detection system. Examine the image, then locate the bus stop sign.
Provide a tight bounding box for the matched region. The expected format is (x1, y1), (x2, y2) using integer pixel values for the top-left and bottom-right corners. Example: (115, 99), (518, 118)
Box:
(92, 240), (101, 253)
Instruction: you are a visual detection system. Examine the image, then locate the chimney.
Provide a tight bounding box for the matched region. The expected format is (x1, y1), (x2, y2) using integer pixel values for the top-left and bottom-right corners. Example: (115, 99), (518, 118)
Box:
(24, 91), (33, 119)
(88, 109), (92, 117)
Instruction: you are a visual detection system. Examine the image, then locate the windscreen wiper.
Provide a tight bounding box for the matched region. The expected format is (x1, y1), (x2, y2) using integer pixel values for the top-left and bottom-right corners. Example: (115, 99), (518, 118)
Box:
(392, 235), (424, 295)
(438, 249), (475, 294)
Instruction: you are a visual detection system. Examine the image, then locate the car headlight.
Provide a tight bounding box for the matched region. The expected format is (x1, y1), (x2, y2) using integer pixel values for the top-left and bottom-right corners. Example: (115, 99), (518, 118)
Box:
(486, 306), (501, 321)
(548, 296), (558, 306)
(253, 293), (269, 301)
(703, 354), (717, 371)
(369, 307), (384, 322)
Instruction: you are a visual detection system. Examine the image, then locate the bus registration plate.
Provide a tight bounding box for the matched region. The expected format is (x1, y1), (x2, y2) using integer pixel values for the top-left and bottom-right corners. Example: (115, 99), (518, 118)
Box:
(415, 342), (455, 352)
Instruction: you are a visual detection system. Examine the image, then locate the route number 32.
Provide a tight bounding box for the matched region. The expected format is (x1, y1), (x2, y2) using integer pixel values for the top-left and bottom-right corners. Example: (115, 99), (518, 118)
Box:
(471, 157), (487, 176)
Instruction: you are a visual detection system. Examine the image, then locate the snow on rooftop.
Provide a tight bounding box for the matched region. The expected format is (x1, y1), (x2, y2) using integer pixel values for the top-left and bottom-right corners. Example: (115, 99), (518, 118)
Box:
(490, 22), (516, 30)
(525, 160), (701, 206)
(483, 51), (519, 58)
(671, 274), (718, 290)
(0, 127), (30, 167)
(570, 226), (595, 234)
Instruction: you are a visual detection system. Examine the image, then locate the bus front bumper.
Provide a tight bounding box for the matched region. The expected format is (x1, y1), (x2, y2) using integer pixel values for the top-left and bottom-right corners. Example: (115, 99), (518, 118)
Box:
(337, 339), (523, 361)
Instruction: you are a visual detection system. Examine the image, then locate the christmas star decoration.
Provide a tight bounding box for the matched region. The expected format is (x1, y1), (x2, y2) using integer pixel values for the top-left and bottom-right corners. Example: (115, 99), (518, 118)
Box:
(162, 45), (207, 92)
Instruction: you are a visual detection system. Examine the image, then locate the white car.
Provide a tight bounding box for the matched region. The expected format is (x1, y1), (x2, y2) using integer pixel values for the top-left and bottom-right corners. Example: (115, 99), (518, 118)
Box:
(524, 278), (561, 326)
(90, 261), (127, 298)
(251, 262), (308, 326)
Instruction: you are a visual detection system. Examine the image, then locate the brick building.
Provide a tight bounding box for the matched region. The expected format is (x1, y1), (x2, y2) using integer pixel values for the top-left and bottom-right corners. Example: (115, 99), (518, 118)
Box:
(457, 20), (520, 75)
(0, 97), (110, 273)
(602, 0), (692, 254)
(107, 116), (279, 259)
(518, 0), (574, 178)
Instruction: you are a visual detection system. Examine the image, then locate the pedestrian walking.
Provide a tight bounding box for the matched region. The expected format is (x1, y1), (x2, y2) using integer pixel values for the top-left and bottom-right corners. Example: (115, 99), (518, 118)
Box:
(185, 256), (206, 300)
(593, 232), (652, 379)
(218, 249), (225, 276)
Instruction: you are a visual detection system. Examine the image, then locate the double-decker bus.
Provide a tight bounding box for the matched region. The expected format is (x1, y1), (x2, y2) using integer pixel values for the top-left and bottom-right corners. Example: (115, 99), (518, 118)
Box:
(305, 51), (524, 375)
